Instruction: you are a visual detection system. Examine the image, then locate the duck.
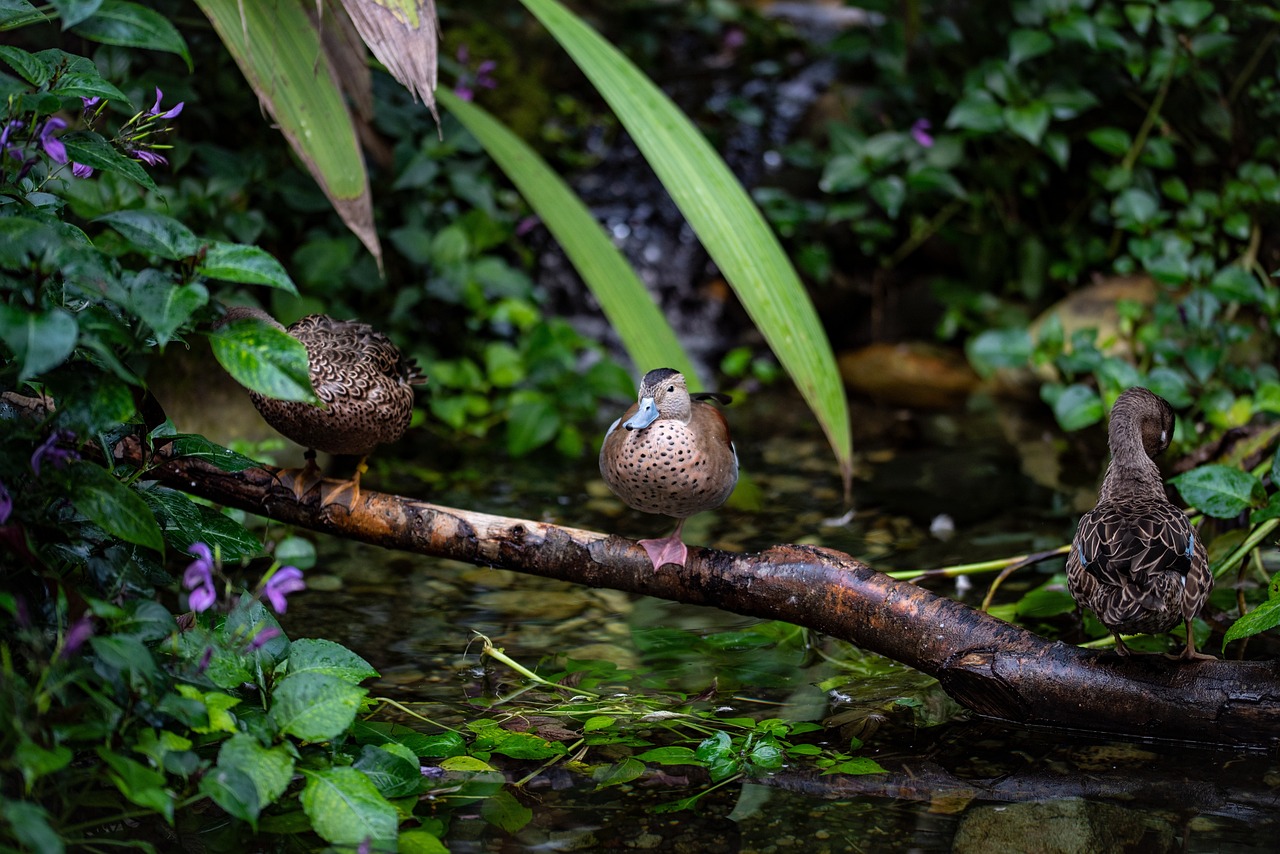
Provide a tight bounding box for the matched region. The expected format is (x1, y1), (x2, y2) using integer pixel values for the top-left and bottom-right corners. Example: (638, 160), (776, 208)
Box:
(599, 368), (738, 569)
(221, 305), (426, 507)
(1065, 386), (1213, 660)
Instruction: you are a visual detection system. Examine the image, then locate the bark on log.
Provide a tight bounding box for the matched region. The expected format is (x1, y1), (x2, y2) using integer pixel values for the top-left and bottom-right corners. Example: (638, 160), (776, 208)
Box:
(118, 435), (1280, 747)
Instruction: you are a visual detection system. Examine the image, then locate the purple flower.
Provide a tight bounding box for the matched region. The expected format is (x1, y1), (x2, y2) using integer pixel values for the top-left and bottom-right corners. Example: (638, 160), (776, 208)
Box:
(130, 149), (168, 167)
(31, 431), (79, 476)
(456, 44), (470, 65)
(455, 84), (474, 102)
(515, 215), (540, 237)
(71, 162), (93, 179)
(247, 626), (281, 650)
(1, 119), (24, 160)
(910, 118), (934, 148)
(476, 60), (497, 90)
(197, 646), (213, 673)
(183, 542), (217, 613)
(453, 44), (497, 101)
(82, 96), (101, 109)
(262, 566), (305, 614)
(148, 88), (183, 120)
(0, 480), (10, 525)
(38, 117), (67, 165)
(60, 614), (94, 658)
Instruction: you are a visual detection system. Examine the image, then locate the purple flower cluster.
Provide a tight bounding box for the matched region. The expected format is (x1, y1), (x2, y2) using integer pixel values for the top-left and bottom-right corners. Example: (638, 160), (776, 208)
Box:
(454, 45), (497, 102)
(183, 542), (217, 612)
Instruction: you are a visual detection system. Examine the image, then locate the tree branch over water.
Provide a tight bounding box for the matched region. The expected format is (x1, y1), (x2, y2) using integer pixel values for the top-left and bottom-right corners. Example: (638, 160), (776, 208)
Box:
(119, 435), (1280, 748)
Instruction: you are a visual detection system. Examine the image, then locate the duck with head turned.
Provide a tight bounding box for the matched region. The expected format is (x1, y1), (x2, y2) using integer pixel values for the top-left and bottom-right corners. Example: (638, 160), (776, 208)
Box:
(599, 368), (738, 570)
(222, 305), (427, 508)
(1065, 386), (1213, 660)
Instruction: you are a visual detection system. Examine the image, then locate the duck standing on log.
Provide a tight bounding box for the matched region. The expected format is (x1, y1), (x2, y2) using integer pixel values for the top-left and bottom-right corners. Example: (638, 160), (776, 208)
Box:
(1065, 386), (1213, 660)
(222, 305), (427, 508)
(600, 368), (738, 570)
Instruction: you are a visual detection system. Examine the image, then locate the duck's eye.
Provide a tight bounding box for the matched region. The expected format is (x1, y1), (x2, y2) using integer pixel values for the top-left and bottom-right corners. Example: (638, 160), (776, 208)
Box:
(668, 386), (675, 393)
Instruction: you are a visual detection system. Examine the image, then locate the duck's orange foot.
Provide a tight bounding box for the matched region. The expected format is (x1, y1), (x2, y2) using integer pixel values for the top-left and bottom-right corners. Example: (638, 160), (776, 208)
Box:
(276, 455), (324, 501)
(637, 536), (688, 570)
(318, 456), (367, 511)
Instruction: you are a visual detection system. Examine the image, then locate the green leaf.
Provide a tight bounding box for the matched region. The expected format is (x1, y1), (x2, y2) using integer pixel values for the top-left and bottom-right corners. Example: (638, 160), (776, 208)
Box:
(15, 740), (72, 790)
(0, 1), (47, 29)
(217, 733), (296, 810)
(440, 92), (696, 384)
(97, 747), (173, 823)
(70, 461), (165, 552)
(1003, 101), (1050, 145)
(1, 801), (64, 854)
(946, 91), (1004, 133)
(199, 765), (261, 825)
(481, 731), (567, 760)
(1222, 596), (1280, 648)
(505, 390), (560, 457)
(353, 744), (421, 798)
(965, 327), (1032, 378)
(1047, 383), (1105, 431)
(61, 132), (156, 191)
(582, 715), (616, 732)
(1087, 127), (1132, 156)
(194, 0), (379, 265)
(1112, 188), (1160, 227)
(1015, 585), (1077, 618)
(97, 210), (201, 260)
(398, 829), (450, 854)
(1009, 29), (1053, 64)
(868, 175), (906, 218)
(129, 270), (207, 346)
(1172, 465), (1266, 518)
(72, 0), (192, 70)
(1158, 0), (1213, 28)
(480, 788), (533, 833)
(166, 434), (260, 472)
(286, 638), (378, 684)
(196, 242), (298, 293)
(270, 672), (367, 742)
(0, 45), (50, 84)
(515, 0), (852, 485)
(208, 317), (318, 404)
(300, 767), (398, 846)
(0, 305), (78, 382)
(821, 756), (887, 775)
(1208, 266), (1264, 304)
(1145, 368), (1193, 408)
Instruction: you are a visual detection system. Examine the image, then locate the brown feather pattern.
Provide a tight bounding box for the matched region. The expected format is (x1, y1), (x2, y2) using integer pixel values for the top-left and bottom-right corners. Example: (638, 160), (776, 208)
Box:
(1065, 387), (1212, 654)
(227, 307), (425, 457)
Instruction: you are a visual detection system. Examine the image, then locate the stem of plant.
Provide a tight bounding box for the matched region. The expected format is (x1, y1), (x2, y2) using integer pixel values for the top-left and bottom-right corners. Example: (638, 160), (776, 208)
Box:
(886, 545), (1069, 581)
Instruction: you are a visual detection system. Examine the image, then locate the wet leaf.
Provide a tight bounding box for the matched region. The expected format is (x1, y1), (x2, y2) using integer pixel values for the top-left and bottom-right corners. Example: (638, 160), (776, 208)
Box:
(0, 45), (50, 84)
(209, 317), (317, 404)
(821, 756), (887, 776)
(1046, 382), (1105, 431)
(97, 747), (173, 822)
(129, 270), (207, 346)
(62, 132), (156, 191)
(1003, 101), (1050, 145)
(97, 210), (201, 260)
(398, 830), (449, 854)
(287, 638), (378, 684)
(301, 767), (397, 846)
(1009, 29), (1053, 64)
(271, 672), (367, 742)
(197, 242), (297, 293)
(966, 327), (1032, 377)
(593, 757), (645, 789)
(635, 746), (698, 765)
(0, 801), (63, 854)
(70, 461), (164, 553)
(1172, 465), (1265, 518)
(72, 0), (192, 69)
(166, 434), (259, 472)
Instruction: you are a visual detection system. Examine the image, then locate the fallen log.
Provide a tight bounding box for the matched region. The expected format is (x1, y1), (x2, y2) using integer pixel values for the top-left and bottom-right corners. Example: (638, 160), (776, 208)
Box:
(117, 435), (1280, 747)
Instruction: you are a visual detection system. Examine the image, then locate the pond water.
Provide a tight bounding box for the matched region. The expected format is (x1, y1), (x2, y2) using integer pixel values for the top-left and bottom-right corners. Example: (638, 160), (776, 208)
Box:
(272, 387), (1278, 852)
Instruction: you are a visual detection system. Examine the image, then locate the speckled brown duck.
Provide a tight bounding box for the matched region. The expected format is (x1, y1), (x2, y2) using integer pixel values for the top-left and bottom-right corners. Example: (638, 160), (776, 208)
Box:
(599, 368), (738, 569)
(223, 305), (426, 507)
(1065, 387), (1213, 660)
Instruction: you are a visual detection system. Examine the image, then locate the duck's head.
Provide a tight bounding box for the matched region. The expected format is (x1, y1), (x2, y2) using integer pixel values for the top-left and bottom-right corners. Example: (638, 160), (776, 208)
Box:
(623, 368), (691, 430)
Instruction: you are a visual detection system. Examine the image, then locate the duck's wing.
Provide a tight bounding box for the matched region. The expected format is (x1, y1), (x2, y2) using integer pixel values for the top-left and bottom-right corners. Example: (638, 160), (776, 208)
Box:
(1073, 499), (1195, 603)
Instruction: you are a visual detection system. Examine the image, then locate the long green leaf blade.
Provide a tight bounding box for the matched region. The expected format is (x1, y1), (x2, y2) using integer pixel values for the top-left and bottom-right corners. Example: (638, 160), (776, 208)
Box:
(194, 0), (381, 268)
(438, 90), (697, 386)
(518, 0), (851, 482)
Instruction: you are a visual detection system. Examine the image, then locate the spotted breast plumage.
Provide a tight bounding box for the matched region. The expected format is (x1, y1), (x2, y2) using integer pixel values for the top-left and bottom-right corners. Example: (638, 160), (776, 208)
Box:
(1065, 386), (1213, 660)
(223, 305), (426, 507)
(599, 368), (738, 569)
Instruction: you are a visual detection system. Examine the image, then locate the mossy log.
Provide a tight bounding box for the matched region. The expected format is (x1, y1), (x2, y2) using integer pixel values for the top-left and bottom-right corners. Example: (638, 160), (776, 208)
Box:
(118, 435), (1280, 748)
